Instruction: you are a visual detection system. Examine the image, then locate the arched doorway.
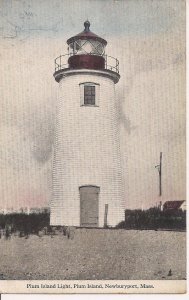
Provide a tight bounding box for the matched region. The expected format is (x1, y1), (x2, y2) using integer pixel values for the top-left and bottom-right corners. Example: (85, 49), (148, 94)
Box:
(79, 185), (100, 227)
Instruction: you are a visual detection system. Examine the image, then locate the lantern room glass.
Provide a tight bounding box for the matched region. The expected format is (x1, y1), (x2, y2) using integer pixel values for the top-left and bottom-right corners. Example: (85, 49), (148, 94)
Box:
(69, 39), (105, 56)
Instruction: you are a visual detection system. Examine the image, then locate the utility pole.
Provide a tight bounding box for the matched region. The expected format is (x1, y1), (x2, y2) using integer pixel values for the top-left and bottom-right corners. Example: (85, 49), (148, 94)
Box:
(155, 152), (162, 196)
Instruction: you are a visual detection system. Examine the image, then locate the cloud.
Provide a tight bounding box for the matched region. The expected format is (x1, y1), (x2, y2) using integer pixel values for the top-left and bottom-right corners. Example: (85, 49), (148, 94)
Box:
(0, 0), (185, 40)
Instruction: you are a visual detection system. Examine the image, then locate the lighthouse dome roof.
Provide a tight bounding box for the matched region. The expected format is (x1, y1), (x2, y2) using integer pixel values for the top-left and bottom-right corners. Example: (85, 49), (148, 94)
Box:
(67, 20), (107, 46)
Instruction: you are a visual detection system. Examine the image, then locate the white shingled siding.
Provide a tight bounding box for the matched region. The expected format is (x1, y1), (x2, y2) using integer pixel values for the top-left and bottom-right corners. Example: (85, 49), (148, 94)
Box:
(50, 71), (125, 227)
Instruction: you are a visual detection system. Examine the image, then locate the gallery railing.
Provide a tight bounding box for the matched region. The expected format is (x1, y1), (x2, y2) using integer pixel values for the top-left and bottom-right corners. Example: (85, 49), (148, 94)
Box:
(54, 53), (119, 74)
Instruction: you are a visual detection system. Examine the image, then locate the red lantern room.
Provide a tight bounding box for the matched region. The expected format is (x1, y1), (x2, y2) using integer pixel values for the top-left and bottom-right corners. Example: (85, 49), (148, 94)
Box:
(54, 21), (120, 82)
(67, 20), (107, 70)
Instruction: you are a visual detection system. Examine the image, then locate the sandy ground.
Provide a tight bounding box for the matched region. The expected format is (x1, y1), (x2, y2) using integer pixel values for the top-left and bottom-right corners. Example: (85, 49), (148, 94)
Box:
(0, 229), (186, 280)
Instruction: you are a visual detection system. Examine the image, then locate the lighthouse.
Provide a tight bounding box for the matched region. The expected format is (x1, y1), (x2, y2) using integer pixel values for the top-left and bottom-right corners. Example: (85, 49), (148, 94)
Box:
(50, 21), (125, 227)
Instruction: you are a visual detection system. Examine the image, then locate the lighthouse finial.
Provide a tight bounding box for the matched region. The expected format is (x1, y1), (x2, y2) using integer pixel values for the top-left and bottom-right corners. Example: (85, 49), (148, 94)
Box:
(84, 20), (90, 32)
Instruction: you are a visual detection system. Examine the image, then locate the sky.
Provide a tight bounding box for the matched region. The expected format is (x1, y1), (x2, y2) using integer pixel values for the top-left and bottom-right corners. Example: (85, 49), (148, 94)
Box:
(0, 0), (186, 210)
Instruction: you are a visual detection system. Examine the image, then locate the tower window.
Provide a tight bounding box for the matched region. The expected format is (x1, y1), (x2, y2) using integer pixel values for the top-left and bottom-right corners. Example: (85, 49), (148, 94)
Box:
(79, 82), (100, 106)
(84, 85), (95, 105)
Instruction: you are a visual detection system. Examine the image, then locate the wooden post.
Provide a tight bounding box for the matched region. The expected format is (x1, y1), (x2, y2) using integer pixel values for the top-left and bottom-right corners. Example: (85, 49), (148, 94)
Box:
(104, 204), (108, 228)
(159, 152), (162, 196)
(155, 152), (162, 197)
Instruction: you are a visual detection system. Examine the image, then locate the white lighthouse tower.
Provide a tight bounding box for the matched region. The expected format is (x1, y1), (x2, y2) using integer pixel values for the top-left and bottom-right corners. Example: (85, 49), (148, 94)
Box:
(50, 21), (125, 227)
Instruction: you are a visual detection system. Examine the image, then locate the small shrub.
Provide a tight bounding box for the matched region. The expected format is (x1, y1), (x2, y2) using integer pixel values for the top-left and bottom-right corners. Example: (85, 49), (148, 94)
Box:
(116, 209), (186, 230)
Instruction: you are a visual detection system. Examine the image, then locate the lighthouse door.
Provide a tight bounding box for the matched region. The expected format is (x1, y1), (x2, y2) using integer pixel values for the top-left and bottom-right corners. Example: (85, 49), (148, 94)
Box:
(79, 186), (100, 227)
